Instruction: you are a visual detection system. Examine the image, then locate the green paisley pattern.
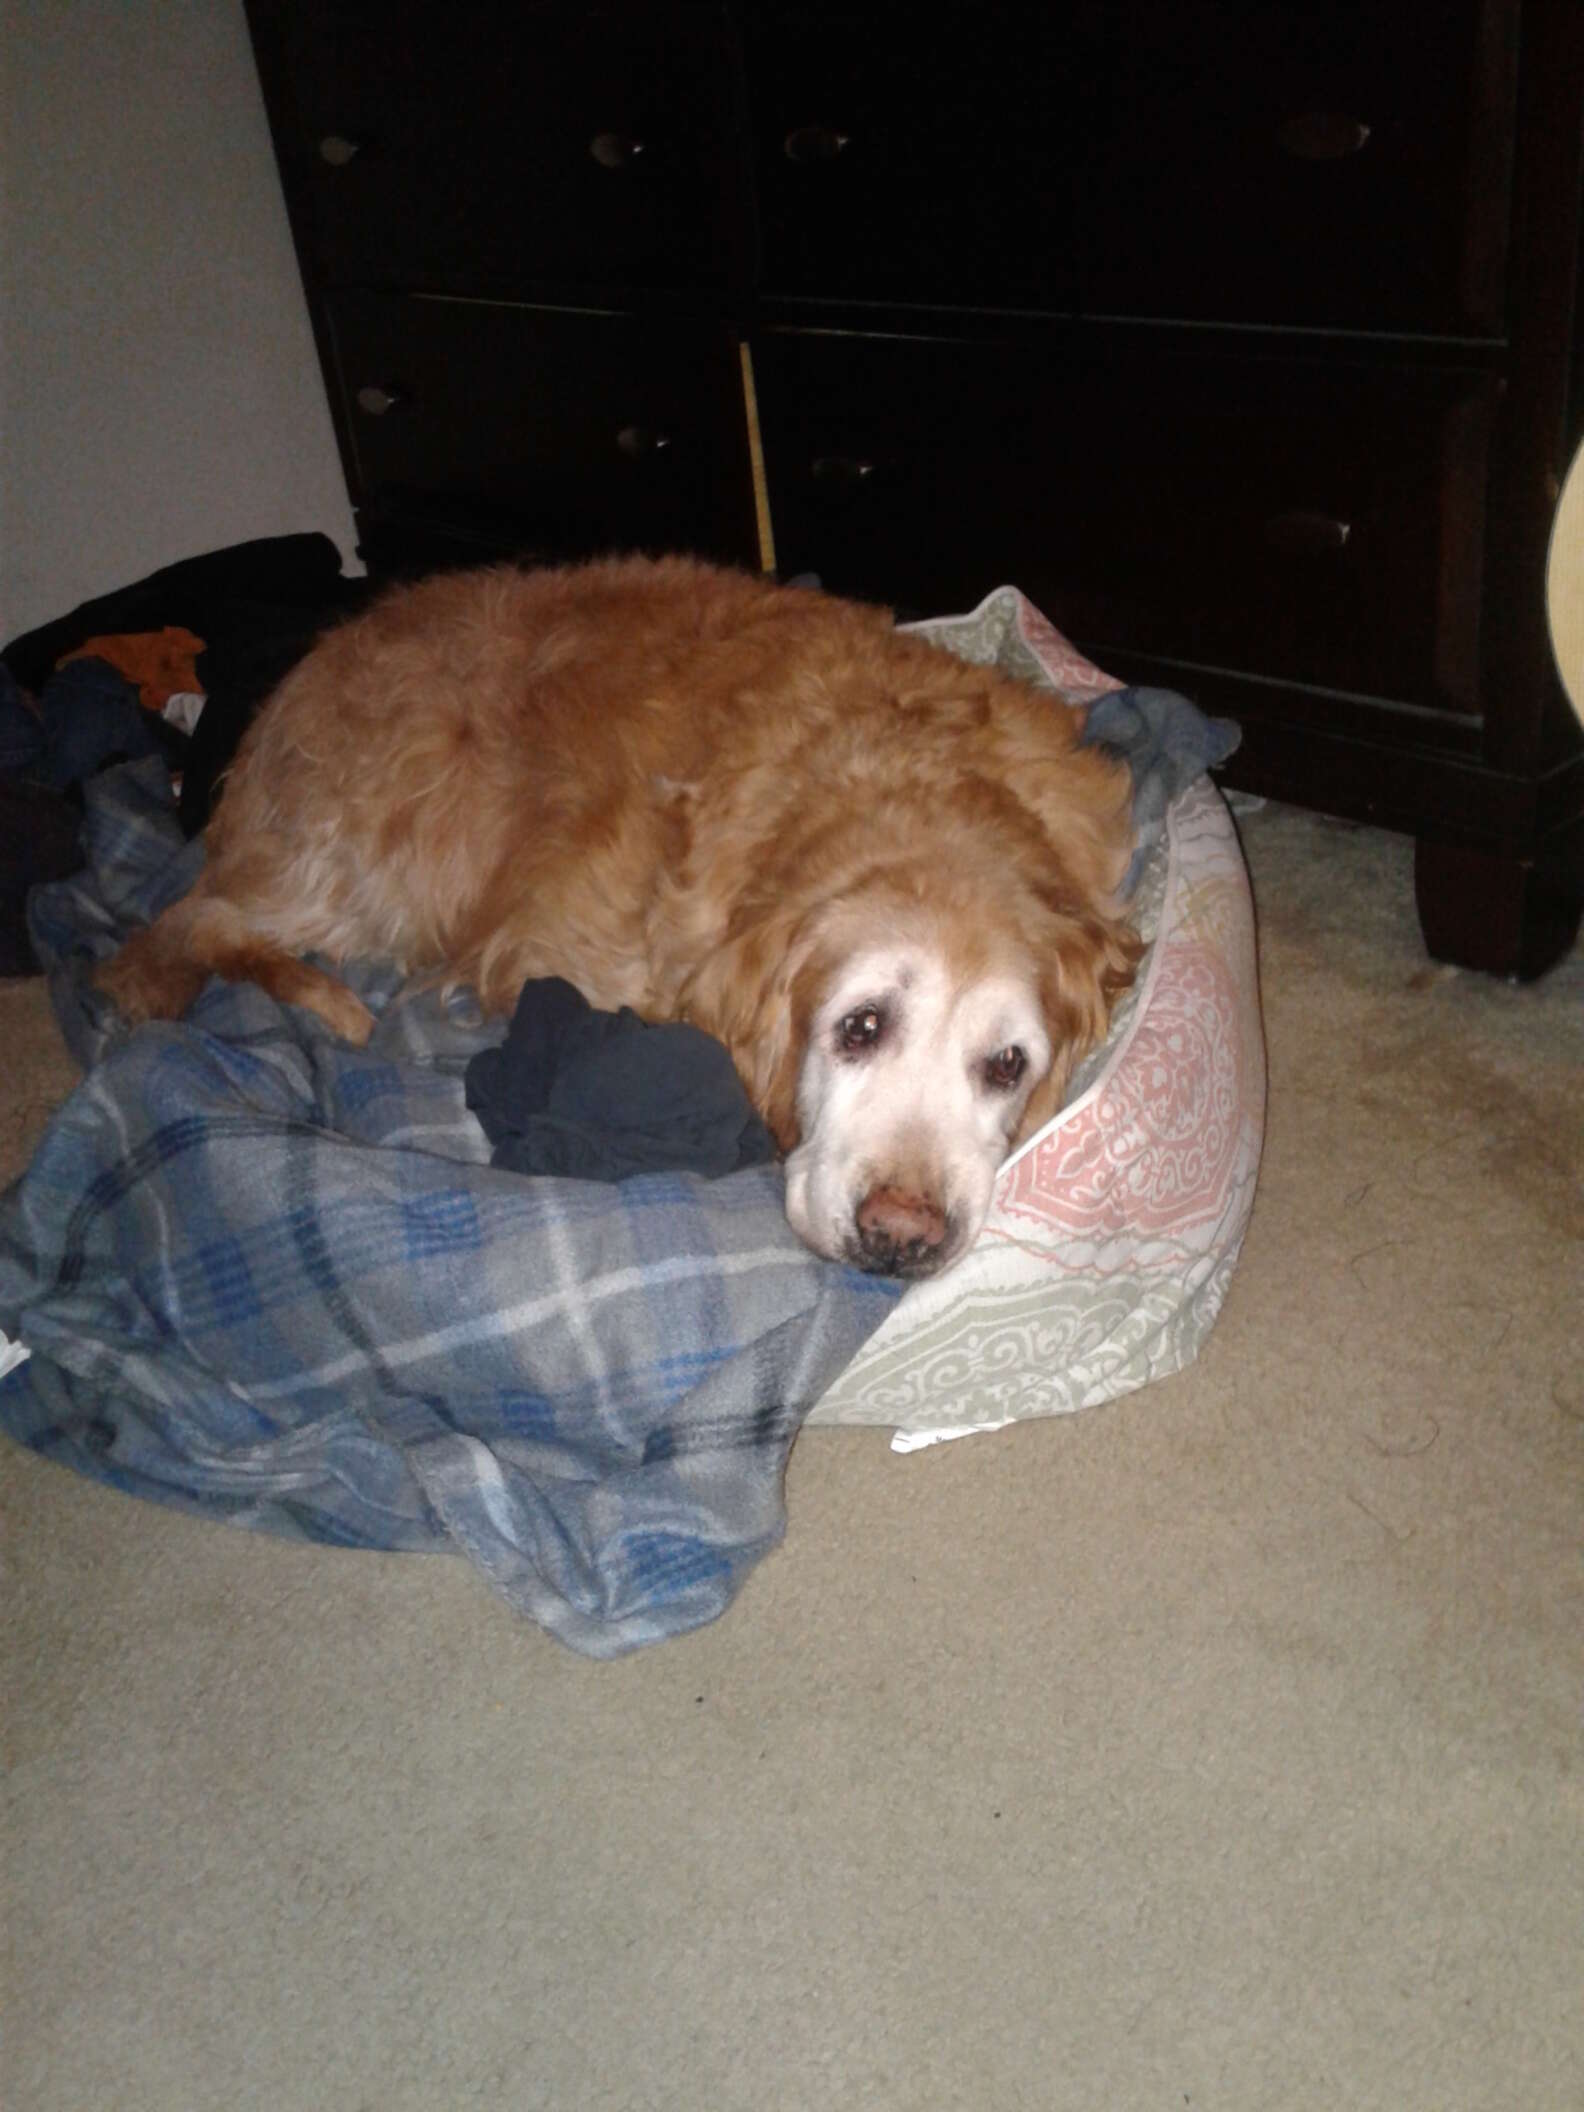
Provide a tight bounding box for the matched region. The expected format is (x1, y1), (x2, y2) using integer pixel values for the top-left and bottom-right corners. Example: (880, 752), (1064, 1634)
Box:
(809, 590), (1265, 1440)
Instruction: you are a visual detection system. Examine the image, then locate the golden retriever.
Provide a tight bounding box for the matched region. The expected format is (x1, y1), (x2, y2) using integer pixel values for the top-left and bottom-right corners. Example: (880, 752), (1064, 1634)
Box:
(97, 555), (1141, 1277)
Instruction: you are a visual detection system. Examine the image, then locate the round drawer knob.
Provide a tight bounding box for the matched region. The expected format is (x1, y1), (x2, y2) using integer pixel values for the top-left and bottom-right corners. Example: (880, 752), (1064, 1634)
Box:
(811, 455), (876, 486)
(616, 425), (672, 456)
(590, 132), (645, 169)
(1276, 112), (1372, 161)
(1263, 509), (1352, 554)
(355, 384), (404, 418)
(785, 124), (851, 164)
(318, 133), (363, 167)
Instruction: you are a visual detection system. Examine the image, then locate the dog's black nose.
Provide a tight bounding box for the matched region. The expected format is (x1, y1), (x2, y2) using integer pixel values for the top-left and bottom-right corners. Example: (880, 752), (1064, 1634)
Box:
(854, 1186), (948, 1276)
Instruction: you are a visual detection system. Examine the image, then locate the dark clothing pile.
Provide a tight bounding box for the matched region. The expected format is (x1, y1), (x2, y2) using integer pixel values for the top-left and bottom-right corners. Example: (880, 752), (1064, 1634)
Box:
(1, 534), (369, 974)
(465, 976), (777, 1182)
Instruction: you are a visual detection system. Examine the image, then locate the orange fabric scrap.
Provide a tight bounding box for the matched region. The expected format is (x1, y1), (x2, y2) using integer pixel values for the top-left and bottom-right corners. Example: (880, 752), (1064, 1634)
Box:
(58, 626), (206, 711)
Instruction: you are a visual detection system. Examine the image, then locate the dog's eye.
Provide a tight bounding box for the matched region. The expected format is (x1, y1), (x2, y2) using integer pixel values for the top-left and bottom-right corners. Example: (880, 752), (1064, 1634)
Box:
(838, 1005), (885, 1053)
(984, 1045), (1027, 1090)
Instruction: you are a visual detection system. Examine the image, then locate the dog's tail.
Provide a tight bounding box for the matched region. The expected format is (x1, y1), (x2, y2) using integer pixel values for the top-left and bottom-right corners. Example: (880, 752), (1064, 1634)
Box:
(95, 883), (377, 1044)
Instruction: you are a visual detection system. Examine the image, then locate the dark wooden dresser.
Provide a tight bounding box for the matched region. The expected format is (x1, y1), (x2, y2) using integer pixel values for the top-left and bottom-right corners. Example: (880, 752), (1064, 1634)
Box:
(245, 0), (1584, 977)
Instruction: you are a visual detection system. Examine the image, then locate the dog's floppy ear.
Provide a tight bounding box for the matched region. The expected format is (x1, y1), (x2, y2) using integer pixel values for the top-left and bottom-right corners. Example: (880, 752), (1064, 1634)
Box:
(677, 908), (825, 1153)
(1014, 898), (1143, 1146)
(998, 705), (1138, 909)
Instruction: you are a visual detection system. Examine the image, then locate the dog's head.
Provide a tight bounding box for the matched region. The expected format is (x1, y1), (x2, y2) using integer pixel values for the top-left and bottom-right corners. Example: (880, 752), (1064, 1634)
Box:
(682, 864), (1140, 1280)
(665, 646), (1141, 1278)
(781, 887), (1137, 1276)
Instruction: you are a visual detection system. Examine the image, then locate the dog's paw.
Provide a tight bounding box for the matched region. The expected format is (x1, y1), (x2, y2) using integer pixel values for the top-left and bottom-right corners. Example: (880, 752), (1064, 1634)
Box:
(93, 936), (205, 1026)
(310, 981), (378, 1046)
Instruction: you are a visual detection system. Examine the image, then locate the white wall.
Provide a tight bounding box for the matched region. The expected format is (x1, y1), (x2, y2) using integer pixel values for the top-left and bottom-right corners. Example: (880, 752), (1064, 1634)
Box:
(0, 0), (359, 642)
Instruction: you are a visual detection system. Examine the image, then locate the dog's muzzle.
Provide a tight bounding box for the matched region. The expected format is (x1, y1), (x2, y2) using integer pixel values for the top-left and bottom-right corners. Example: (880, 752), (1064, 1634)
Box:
(849, 1185), (954, 1279)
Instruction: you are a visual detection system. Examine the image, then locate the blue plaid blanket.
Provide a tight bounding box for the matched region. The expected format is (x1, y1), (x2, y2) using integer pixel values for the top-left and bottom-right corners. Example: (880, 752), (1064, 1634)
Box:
(0, 669), (1234, 1655)
(0, 761), (901, 1655)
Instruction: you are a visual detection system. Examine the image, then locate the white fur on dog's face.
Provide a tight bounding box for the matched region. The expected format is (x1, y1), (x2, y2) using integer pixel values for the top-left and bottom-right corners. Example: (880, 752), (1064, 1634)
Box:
(782, 940), (1053, 1279)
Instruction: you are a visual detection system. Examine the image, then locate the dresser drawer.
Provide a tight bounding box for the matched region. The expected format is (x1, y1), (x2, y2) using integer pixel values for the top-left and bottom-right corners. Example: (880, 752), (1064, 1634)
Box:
(741, 0), (1516, 334)
(1080, 0), (1518, 335)
(754, 328), (1497, 714)
(252, 0), (751, 298)
(327, 293), (758, 566)
(741, 2), (1087, 310)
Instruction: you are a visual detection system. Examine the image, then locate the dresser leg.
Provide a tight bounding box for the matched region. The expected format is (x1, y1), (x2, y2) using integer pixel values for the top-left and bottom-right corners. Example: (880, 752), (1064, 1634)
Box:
(1413, 830), (1584, 980)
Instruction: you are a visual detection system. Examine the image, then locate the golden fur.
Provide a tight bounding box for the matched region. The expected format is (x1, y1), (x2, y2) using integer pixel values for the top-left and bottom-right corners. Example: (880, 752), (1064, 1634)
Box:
(98, 555), (1141, 1270)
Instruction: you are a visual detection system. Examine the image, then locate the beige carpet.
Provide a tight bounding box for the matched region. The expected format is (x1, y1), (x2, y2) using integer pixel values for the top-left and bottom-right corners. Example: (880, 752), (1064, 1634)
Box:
(3, 800), (1581, 2112)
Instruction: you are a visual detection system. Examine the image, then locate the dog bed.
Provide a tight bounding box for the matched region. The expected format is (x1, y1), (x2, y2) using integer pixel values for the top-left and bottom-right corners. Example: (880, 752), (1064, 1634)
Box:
(0, 589), (1261, 1652)
(808, 593), (1265, 1446)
